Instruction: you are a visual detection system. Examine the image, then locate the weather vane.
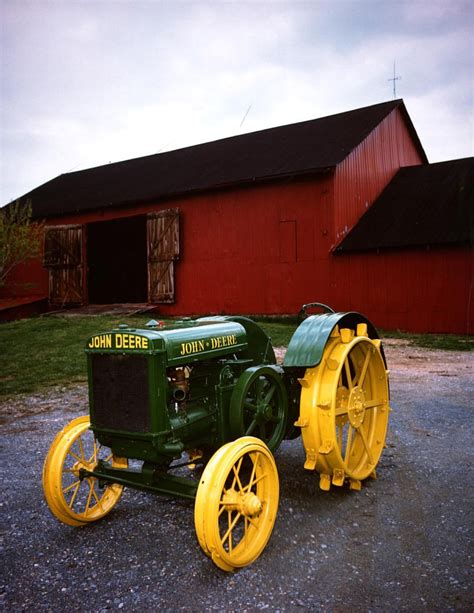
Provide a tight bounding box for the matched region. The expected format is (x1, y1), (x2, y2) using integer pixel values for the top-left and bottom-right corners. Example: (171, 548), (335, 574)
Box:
(388, 61), (401, 98)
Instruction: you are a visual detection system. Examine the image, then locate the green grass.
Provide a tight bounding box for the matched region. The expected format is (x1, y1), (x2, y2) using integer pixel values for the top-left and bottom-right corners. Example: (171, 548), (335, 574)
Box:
(0, 315), (471, 398)
(378, 329), (473, 352)
(0, 315), (152, 398)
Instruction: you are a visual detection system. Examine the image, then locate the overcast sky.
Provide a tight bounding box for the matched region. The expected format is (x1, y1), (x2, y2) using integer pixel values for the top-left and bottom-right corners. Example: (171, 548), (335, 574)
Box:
(1, 0), (473, 204)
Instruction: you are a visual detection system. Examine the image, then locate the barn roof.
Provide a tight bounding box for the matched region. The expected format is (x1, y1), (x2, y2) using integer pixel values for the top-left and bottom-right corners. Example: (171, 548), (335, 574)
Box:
(335, 157), (473, 252)
(19, 99), (425, 219)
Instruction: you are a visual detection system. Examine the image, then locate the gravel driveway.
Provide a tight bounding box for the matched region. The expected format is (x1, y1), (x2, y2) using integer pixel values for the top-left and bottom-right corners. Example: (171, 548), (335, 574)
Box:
(1, 341), (472, 611)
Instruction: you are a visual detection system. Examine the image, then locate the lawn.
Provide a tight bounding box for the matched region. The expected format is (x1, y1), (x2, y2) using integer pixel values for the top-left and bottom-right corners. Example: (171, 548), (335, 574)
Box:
(0, 314), (471, 398)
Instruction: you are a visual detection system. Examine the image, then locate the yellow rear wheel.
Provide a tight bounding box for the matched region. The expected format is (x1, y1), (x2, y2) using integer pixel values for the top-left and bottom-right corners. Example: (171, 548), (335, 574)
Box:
(194, 437), (279, 571)
(42, 416), (127, 526)
(299, 324), (390, 489)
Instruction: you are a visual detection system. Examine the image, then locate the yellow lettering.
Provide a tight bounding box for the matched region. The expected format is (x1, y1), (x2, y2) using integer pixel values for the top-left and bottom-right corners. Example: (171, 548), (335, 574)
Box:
(129, 335), (135, 349)
(198, 340), (205, 352)
(143, 338), (148, 349)
(88, 339), (94, 348)
(106, 335), (112, 348)
(116, 334), (122, 348)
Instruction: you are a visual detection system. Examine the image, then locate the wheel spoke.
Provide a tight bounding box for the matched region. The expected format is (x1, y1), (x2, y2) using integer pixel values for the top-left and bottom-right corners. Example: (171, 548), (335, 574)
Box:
(88, 440), (99, 464)
(244, 401), (257, 412)
(356, 426), (374, 466)
(231, 458), (244, 492)
(335, 404), (348, 416)
(68, 481), (81, 508)
(247, 452), (259, 491)
(264, 384), (277, 404)
(244, 472), (267, 490)
(364, 399), (384, 409)
(245, 419), (257, 435)
(344, 426), (354, 463)
(358, 349), (372, 388)
(68, 451), (82, 463)
(63, 480), (81, 494)
(344, 359), (353, 390)
(91, 487), (104, 511)
(221, 511), (242, 546)
(84, 480), (95, 516)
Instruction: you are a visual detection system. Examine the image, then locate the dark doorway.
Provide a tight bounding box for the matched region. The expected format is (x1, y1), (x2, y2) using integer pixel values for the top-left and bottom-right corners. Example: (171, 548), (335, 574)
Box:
(87, 216), (148, 303)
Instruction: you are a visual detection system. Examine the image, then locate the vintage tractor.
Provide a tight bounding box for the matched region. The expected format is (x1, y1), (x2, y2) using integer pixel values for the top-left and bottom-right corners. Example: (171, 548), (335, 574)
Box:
(43, 307), (391, 571)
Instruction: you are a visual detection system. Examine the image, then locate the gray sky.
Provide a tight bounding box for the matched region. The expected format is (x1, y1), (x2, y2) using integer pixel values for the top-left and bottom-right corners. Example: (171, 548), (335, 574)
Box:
(1, 0), (473, 204)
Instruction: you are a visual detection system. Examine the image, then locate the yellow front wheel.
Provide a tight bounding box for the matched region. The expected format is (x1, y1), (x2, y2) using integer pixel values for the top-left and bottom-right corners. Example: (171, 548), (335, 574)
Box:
(42, 416), (127, 526)
(194, 437), (279, 571)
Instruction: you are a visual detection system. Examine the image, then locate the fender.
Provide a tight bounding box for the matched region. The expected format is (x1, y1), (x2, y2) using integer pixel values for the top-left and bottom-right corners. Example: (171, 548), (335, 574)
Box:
(283, 311), (386, 368)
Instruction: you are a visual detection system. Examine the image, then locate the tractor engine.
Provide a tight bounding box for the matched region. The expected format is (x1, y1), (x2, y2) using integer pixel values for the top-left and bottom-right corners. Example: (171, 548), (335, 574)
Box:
(85, 316), (290, 463)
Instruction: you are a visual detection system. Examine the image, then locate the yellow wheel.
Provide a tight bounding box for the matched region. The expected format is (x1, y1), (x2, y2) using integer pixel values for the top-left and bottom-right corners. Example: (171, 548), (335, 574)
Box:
(42, 416), (127, 526)
(194, 436), (279, 571)
(299, 324), (390, 489)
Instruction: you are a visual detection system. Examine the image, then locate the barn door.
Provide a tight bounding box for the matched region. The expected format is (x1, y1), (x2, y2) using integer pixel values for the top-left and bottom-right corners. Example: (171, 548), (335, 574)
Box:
(43, 225), (84, 306)
(147, 209), (180, 303)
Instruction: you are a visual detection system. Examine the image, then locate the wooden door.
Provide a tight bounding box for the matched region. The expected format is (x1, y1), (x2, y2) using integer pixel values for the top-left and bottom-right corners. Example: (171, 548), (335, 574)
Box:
(147, 209), (179, 304)
(43, 225), (84, 306)
(147, 209), (180, 303)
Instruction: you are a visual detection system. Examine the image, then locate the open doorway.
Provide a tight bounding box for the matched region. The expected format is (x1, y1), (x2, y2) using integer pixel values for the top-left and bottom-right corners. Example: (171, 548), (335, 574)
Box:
(87, 216), (148, 303)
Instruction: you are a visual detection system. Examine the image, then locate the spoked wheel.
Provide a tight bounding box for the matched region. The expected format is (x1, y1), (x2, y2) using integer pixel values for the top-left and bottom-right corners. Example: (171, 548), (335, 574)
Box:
(299, 324), (390, 490)
(194, 436), (279, 571)
(229, 366), (288, 452)
(42, 416), (128, 526)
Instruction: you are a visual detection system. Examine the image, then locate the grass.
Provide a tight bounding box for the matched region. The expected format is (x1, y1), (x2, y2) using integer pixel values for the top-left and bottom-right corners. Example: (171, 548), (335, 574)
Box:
(0, 315), (471, 398)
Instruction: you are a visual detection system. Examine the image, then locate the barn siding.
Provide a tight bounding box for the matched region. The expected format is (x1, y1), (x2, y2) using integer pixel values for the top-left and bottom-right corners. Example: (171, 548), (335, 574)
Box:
(2, 109), (471, 334)
(333, 107), (424, 247)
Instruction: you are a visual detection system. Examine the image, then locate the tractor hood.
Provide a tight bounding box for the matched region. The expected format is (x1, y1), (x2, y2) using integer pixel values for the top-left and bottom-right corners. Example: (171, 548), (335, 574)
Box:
(85, 321), (248, 366)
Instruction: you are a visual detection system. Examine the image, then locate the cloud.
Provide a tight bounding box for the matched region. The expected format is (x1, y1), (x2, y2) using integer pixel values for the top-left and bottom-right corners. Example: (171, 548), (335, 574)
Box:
(1, 0), (472, 203)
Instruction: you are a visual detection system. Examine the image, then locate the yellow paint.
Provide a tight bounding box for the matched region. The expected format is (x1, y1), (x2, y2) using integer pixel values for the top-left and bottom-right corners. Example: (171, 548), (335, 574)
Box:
(88, 334), (149, 350)
(179, 334), (238, 356)
(194, 436), (279, 571)
(42, 416), (127, 526)
(297, 329), (390, 490)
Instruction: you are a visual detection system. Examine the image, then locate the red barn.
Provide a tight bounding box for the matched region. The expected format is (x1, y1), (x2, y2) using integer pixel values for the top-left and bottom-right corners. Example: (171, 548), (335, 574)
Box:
(2, 99), (472, 333)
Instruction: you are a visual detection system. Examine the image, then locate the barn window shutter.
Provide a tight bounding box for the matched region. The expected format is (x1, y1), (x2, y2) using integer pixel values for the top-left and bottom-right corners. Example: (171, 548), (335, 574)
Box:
(147, 209), (180, 304)
(43, 225), (84, 306)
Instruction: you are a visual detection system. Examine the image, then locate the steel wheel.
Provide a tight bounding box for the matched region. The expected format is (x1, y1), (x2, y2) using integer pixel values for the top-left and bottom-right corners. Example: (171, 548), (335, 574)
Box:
(299, 324), (390, 489)
(43, 416), (127, 526)
(229, 367), (288, 452)
(194, 436), (279, 571)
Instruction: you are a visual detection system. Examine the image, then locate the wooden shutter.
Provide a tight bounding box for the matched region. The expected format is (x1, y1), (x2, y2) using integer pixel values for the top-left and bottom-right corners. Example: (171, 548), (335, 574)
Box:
(43, 225), (84, 306)
(147, 209), (180, 303)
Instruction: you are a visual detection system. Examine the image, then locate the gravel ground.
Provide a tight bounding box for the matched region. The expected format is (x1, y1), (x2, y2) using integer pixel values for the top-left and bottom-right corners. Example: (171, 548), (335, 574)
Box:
(0, 341), (472, 611)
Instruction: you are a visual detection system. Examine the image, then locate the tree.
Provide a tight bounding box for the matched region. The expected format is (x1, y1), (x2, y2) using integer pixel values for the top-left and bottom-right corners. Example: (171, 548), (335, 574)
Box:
(0, 199), (44, 288)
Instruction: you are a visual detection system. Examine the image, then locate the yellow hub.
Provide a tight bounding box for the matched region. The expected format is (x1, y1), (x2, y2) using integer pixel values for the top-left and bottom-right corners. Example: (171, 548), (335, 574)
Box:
(194, 436), (279, 572)
(298, 325), (390, 489)
(42, 416), (128, 526)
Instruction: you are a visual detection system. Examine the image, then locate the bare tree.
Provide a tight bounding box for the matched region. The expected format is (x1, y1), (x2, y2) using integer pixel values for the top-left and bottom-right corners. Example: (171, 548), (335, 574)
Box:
(0, 200), (44, 287)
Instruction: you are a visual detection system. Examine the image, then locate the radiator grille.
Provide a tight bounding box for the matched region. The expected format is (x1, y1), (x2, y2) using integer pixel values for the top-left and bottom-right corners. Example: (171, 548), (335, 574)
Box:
(90, 354), (151, 432)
